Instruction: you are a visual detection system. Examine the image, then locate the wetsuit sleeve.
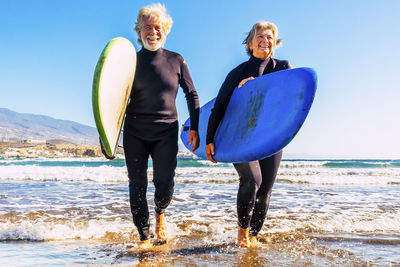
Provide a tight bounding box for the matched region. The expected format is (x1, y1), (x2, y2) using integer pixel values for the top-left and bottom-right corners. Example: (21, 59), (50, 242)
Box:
(206, 67), (242, 144)
(179, 58), (200, 131)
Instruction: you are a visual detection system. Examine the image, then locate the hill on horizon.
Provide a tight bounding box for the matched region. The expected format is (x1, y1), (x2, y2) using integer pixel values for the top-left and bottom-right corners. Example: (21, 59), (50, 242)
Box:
(0, 108), (98, 144)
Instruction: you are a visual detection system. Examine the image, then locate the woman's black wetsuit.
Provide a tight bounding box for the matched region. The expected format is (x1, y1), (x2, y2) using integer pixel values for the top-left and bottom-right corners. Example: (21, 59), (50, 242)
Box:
(124, 47), (199, 240)
(207, 55), (291, 236)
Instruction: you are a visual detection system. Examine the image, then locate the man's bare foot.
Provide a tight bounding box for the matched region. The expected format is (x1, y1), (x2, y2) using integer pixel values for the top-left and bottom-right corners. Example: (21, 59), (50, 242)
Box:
(137, 239), (152, 250)
(249, 235), (260, 247)
(155, 213), (167, 241)
(237, 227), (250, 248)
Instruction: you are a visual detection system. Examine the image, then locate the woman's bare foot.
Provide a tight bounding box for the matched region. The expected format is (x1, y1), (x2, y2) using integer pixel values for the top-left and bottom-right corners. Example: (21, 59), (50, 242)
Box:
(237, 227), (250, 248)
(138, 239), (152, 250)
(155, 213), (167, 241)
(249, 235), (260, 247)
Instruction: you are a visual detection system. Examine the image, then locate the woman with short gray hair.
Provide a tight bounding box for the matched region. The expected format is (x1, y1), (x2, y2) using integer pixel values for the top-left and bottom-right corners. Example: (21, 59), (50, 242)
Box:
(206, 20), (291, 248)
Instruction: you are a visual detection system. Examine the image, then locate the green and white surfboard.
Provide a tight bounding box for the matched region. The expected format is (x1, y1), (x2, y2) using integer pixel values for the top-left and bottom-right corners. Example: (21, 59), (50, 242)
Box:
(92, 37), (136, 158)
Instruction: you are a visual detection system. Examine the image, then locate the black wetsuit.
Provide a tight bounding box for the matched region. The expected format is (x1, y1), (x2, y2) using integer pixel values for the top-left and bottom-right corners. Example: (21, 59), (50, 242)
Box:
(124, 47), (199, 240)
(207, 55), (291, 236)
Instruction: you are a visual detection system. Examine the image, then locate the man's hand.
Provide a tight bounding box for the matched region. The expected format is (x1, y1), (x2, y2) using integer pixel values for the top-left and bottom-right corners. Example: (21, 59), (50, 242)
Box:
(188, 130), (200, 152)
(99, 138), (115, 160)
(206, 143), (217, 163)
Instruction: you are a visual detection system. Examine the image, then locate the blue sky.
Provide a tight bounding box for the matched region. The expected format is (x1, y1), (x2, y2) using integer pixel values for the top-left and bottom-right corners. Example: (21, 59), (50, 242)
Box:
(1, 0), (399, 158)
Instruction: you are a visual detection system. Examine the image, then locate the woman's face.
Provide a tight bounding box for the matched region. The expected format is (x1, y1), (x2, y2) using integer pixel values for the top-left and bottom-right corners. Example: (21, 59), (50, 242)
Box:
(248, 28), (275, 59)
(139, 15), (165, 51)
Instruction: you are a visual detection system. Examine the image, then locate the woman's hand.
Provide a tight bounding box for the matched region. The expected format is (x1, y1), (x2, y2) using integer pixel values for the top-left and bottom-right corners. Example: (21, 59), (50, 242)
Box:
(189, 130), (200, 152)
(238, 77), (255, 88)
(206, 143), (217, 163)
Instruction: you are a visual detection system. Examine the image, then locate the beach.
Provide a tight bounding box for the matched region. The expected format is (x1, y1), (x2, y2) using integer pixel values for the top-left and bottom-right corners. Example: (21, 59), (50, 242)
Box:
(1, 157), (399, 266)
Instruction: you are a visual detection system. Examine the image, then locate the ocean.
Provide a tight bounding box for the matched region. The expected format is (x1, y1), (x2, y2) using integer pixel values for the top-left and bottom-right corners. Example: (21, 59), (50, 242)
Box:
(0, 157), (399, 266)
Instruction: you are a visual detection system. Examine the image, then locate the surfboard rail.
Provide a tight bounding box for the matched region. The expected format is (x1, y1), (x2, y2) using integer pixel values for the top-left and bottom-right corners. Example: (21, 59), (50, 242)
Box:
(92, 37), (136, 158)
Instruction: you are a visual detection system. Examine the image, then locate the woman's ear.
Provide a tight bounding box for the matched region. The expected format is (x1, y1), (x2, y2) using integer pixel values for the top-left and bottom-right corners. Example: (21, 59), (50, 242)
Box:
(247, 41), (253, 52)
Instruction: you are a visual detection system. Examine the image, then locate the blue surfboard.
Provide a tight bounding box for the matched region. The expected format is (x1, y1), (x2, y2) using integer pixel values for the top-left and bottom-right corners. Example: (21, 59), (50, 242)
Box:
(180, 67), (317, 163)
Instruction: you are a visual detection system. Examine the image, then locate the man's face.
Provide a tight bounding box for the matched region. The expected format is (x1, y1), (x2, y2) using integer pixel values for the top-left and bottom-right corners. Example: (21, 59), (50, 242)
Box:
(140, 15), (165, 51)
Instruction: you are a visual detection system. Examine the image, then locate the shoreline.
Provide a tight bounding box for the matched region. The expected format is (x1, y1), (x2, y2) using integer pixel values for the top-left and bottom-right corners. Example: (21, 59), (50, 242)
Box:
(0, 141), (198, 159)
(1, 157), (399, 265)
(1, 141), (399, 161)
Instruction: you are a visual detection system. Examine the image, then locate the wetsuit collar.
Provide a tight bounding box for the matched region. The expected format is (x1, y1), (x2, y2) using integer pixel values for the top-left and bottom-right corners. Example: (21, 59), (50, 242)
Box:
(249, 55), (270, 65)
(140, 47), (163, 56)
(249, 55), (273, 76)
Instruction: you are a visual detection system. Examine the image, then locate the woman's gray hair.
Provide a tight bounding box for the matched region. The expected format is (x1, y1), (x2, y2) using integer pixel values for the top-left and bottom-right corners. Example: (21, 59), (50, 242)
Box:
(134, 3), (173, 45)
(243, 21), (282, 56)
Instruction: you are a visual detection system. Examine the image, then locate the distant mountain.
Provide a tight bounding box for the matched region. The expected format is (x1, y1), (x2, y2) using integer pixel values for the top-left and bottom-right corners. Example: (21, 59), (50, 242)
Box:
(0, 108), (98, 144)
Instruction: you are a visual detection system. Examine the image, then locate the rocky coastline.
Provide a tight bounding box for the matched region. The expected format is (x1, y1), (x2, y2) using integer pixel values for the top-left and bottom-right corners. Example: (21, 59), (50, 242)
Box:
(0, 140), (103, 158)
(0, 140), (195, 159)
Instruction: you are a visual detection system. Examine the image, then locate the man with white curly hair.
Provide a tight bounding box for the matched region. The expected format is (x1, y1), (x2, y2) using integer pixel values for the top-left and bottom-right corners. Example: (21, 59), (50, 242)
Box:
(123, 3), (200, 249)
